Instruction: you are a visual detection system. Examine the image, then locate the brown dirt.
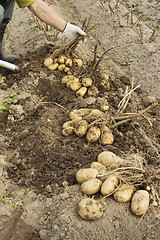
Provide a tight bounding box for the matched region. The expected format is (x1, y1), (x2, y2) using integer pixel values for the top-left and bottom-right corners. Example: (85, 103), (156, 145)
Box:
(0, 0), (160, 240)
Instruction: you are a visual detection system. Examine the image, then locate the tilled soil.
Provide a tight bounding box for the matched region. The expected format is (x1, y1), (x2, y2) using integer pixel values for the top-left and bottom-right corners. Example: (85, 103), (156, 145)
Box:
(0, 0), (160, 239)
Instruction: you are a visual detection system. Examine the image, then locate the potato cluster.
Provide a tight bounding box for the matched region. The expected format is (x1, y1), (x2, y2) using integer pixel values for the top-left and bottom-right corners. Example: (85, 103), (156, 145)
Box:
(62, 108), (114, 145)
(44, 55), (83, 73)
(61, 75), (99, 97)
(77, 150), (150, 220)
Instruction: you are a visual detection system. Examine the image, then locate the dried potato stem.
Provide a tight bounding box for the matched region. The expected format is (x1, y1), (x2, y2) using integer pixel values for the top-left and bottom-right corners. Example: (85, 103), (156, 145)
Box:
(131, 14), (145, 28)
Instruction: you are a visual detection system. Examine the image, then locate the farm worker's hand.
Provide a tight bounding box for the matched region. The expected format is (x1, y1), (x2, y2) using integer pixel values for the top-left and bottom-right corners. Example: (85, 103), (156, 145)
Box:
(62, 22), (86, 41)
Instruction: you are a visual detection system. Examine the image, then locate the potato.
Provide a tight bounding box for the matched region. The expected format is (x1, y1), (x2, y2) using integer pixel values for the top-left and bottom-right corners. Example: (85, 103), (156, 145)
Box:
(100, 105), (109, 111)
(131, 190), (150, 216)
(82, 78), (93, 87)
(73, 58), (83, 67)
(64, 67), (70, 73)
(70, 82), (81, 91)
(58, 64), (66, 71)
(76, 87), (87, 97)
(76, 168), (98, 183)
(62, 121), (73, 129)
(113, 184), (135, 203)
(101, 174), (118, 196)
(86, 126), (101, 143)
(65, 58), (72, 67)
(67, 77), (80, 88)
(61, 75), (75, 84)
(57, 55), (66, 64)
(54, 58), (58, 63)
(74, 120), (88, 136)
(100, 129), (114, 145)
(100, 74), (110, 90)
(81, 178), (102, 195)
(98, 151), (124, 168)
(90, 109), (104, 116)
(90, 162), (106, 174)
(78, 198), (103, 220)
(44, 58), (53, 67)
(48, 63), (59, 71)
(62, 127), (73, 136)
(69, 111), (82, 122)
(88, 86), (99, 96)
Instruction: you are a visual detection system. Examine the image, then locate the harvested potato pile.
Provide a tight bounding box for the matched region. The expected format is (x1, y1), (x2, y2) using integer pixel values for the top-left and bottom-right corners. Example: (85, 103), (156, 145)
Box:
(62, 108), (114, 145)
(76, 150), (159, 220)
(44, 55), (83, 74)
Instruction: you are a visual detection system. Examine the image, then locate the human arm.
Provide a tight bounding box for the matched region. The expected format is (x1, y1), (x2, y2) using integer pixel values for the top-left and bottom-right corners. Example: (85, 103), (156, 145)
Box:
(27, 0), (86, 40)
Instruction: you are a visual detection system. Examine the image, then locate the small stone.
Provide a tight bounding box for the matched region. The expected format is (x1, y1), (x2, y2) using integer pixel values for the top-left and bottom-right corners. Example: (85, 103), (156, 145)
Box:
(0, 83), (8, 90)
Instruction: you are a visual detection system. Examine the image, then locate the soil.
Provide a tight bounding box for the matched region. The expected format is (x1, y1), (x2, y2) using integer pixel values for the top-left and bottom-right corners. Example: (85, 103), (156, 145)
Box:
(0, 0), (160, 239)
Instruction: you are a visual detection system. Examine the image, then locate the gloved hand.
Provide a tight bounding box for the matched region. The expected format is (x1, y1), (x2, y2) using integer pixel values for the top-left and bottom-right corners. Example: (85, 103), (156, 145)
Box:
(62, 22), (86, 41)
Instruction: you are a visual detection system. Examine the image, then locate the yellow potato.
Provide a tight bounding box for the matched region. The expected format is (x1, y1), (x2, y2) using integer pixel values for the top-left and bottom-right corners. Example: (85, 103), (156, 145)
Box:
(64, 67), (70, 73)
(74, 120), (88, 136)
(131, 190), (150, 216)
(90, 162), (106, 174)
(65, 58), (73, 67)
(101, 174), (119, 196)
(100, 105), (109, 111)
(82, 78), (93, 87)
(62, 121), (73, 129)
(90, 109), (104, 116)
(113, 184), (135, 203)
(76, 87), (87, 97)
(98, 151), (124, 168)
(48, 63), (59, 71)
(76, 168), (98, 183)
(44, 58), (53, 68)
(62, 127), (73, 136)
(58, 64), (66, 71)
(69, 111), (82, 122)
(100, 73), (110, 90)
(57, 55), (66, 64)
(73, 58), (83, 67)
(81, 178), (102, 195)
(88, 86), (99, 96)
(100, 129), (114, 145)
(70, 82), (81, 91)
(54, 58), (58, 63)
(86, 126), (101, 143)
(61, 75), (75, 84)
(78, 198), (103, 220)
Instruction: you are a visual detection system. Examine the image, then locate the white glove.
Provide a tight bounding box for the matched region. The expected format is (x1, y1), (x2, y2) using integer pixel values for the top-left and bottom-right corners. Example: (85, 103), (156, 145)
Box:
(62, 22), (86, 41)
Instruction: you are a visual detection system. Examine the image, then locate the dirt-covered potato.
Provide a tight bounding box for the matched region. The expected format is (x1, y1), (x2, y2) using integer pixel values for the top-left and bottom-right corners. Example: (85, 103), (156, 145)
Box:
(70, 82), (81, 91)
(44, 58), (53, 68)
(65, 58), (72, 67)
(67, 77), (80, 88)
(86, 126), (101, 143)
(73, 58), (83, 67)
(81, 178), (102, 195)
(48, 63), (59, 71)
(82, 78), (93, 87)
(78, 198), (103, 220)
(100, 105), (109, 111)
(74, 120), (88, 136)
(100, 73), (110, 90)
(69, 111), (82, 122)
(113, 184), (135, 203)
(61, 75), (75, 84)
(100, 128), (114, 145)
(64, 67), (70, 73)
(76, 87), (87, 97)
(76, 168), (98, 183)
(57, 55), (66, 64)
(101, 174), (119, 196)
(131, 190), (150, 216)
(58, 64), (66, 71)
(62, 121), (73, 129)
(98, 151), (124, 168)
(90, 109), (104, 116)
(62, 127), (74, 136)
(88, 86), (99, 96)
(90, 162), (106, 174)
